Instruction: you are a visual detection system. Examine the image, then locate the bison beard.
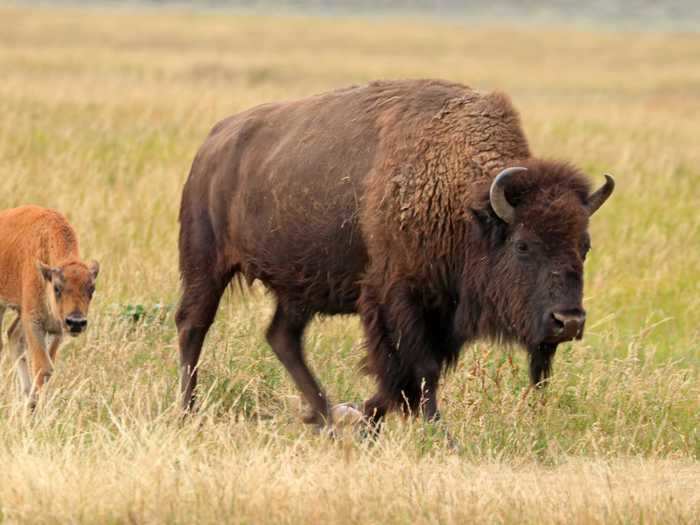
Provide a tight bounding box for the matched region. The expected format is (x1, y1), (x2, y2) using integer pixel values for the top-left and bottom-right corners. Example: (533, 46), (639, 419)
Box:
(175, 79), (614, 431)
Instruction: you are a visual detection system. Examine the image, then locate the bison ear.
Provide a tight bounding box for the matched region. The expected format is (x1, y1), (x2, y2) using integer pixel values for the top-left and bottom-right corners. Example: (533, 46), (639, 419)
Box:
(36, 261), (59, 283)
(470, 205), (508, 246)
(470, 206), (493, 230)
(88, 260), (100, 281)
(470, 204), (501, 233)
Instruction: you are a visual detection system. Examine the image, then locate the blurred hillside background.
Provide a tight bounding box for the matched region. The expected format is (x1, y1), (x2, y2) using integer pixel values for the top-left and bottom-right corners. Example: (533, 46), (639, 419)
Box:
(19, 0), (700, 29)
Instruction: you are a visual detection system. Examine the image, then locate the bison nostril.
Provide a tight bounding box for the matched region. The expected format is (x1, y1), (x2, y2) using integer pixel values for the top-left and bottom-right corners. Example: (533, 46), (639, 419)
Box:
(551, 310), (585, 336)
(550, 313), (565, 332)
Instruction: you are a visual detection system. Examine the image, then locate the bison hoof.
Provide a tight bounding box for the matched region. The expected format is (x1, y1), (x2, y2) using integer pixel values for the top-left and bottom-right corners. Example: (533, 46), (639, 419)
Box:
(303, 413), (320, 425)
(331, 403), (364, 427)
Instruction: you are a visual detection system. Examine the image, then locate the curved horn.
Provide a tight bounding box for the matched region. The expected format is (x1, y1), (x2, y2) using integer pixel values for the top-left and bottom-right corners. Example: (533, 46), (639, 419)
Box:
(587, 174), (615, 216)
(489, 167), (527, 224)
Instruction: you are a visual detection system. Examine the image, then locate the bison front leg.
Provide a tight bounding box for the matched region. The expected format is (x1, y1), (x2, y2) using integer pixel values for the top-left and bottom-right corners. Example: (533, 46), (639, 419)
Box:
(359, 282), (444, 428)
(528, 342), (558, 387)
(176, 276), (228, 413)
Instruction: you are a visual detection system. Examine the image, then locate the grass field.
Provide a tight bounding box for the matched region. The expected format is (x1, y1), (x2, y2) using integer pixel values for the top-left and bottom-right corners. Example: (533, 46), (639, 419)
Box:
(0, 5), (698, 523)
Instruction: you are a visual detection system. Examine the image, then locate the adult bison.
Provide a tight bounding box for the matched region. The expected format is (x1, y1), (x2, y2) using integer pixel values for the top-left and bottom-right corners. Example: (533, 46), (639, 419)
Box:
(176, 79), (614, 428)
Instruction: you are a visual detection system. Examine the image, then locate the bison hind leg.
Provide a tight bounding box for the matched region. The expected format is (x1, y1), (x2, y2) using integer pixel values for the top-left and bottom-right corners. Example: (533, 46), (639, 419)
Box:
(265, 301), (331, 427)
(176, 219), (238, 412)
(176, 274), (231, 412)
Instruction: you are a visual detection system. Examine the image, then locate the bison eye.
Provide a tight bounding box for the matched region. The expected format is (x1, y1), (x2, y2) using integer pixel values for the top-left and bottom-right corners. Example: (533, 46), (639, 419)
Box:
(54, 285), (62, 298)
(87, 286), (95, 298)
(515, 240), (529, 256)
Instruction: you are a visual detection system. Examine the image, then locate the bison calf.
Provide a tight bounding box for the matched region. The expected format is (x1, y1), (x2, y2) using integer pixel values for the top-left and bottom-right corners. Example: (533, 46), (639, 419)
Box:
(176, 79), (614, 429)
(0, 206), (99, 406)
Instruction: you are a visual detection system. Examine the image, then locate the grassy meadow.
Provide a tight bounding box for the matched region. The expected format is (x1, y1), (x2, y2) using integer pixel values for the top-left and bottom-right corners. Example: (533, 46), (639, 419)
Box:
(0, 5), (698, 523)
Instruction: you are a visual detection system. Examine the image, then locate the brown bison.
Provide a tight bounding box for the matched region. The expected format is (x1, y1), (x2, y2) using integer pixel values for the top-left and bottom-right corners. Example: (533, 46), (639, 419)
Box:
(176, 79), (614, 428)
(0, 206), (99, 405)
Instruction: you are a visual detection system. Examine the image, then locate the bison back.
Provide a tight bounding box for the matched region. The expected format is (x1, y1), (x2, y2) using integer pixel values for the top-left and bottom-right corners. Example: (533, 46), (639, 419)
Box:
(178, 79), (516, 313)
(180, 85), (385, 313)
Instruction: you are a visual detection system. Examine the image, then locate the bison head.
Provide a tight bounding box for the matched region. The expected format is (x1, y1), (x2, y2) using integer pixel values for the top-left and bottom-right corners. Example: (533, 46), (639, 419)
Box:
(38, 259), (100, 336)
(470, 160), (614, 384)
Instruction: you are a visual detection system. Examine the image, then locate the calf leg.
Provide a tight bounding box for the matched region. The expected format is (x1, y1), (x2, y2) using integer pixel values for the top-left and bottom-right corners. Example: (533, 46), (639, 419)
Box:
(266, 302), (330, 427)
(47, 333), (63, 363)
(0, 305), (5, 354)
(8, 317), (31, 398)
(23, 317), (52, 393)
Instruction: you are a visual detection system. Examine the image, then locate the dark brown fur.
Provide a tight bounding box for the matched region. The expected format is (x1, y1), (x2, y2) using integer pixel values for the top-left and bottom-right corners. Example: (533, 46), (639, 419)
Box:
(176, 79), (610, 426)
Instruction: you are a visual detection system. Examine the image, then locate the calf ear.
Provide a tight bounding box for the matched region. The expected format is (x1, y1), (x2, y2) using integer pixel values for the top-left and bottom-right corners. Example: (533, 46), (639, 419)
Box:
(88, 260), (100, 281)
(36, 261), (58, 282)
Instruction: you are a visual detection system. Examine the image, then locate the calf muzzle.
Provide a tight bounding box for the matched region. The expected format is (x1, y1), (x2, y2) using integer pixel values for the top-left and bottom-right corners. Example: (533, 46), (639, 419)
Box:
(65, 316), (88, 335)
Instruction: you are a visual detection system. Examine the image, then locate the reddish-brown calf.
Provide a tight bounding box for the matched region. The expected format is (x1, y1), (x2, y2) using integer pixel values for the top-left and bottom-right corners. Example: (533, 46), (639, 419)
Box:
(0, 206), (99, 405)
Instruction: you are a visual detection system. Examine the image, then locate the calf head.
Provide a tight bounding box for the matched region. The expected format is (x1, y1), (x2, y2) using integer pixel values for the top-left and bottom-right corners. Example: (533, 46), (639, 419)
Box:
(37, 259), (100, 336)
(472, 160), (614, 383)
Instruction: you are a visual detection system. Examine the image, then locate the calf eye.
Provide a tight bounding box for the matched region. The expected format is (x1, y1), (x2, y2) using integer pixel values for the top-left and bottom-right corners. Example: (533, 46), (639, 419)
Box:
(87, 286), (95, 298)
(54, 285), (62, 298)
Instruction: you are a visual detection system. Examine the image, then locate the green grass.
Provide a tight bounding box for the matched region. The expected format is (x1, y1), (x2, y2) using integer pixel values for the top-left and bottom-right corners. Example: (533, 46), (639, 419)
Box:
(0, 5), (698, 524)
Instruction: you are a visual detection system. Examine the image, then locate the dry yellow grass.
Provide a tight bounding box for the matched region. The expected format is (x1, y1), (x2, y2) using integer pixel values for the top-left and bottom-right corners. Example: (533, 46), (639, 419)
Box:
(0, 6), (698, 524)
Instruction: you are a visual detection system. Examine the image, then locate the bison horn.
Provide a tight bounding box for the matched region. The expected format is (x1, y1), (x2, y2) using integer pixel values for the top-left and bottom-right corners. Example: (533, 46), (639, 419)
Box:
(489, 167), (527, 224)
(587, 174), (615, 216)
